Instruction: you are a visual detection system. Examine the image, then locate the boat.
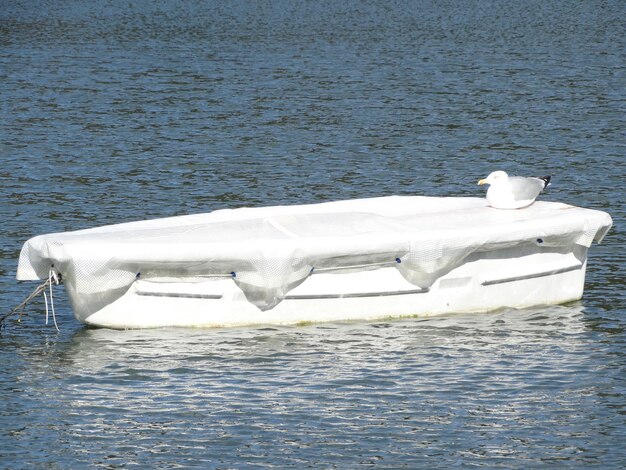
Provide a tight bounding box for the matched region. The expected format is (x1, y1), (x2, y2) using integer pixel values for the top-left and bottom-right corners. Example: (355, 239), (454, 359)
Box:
(16, 196), (612, 329)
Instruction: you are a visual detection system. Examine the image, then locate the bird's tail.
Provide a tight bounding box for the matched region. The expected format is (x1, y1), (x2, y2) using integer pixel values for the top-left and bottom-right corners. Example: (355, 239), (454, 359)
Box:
(538, 176), (551, 188)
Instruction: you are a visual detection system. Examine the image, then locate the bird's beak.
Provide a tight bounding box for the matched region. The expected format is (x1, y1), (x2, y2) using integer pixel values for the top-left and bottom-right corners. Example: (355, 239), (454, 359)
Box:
(477, 179), (487, 186)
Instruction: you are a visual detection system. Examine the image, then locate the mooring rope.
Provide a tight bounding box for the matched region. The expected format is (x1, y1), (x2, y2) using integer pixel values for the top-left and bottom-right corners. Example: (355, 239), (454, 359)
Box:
(1, 269), (60, 331)
(48, 269), (59, 331)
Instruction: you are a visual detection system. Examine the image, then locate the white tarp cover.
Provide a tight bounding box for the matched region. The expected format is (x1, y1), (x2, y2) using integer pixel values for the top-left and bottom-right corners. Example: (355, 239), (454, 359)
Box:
(17, 196), (612, 315)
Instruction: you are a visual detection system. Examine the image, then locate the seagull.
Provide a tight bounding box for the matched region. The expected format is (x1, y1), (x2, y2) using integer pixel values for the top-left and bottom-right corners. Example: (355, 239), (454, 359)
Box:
(478, 171), (551, 209)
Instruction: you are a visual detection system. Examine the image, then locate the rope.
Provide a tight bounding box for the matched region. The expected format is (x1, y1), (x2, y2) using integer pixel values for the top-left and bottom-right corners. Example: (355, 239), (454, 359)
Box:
(49, 270), (59, 332)
(1, 269), (61, 332)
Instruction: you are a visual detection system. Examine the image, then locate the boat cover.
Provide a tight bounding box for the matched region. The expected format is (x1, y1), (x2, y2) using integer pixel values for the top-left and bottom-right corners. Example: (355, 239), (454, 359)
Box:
(17, 196), (612, 315)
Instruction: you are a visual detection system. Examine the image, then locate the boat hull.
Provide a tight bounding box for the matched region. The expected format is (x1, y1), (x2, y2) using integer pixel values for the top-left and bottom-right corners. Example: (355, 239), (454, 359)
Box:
(18, 196), (611, 329)
(78, 244), (589, 329)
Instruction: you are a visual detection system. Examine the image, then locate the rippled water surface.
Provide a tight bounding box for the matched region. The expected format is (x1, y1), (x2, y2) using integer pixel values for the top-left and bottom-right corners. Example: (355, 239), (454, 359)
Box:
(1, 1), (624, 467)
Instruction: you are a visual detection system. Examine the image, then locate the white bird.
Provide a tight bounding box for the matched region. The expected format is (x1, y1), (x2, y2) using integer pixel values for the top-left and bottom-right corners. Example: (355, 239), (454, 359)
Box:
(478, 171), (551, 209)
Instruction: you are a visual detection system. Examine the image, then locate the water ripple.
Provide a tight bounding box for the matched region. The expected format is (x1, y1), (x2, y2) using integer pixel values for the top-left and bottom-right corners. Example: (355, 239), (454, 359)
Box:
(1, 0), (625, 467)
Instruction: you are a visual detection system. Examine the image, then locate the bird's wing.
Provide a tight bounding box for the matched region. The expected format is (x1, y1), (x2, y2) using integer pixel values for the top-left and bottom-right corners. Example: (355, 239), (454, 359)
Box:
(508, 177), (546, 201)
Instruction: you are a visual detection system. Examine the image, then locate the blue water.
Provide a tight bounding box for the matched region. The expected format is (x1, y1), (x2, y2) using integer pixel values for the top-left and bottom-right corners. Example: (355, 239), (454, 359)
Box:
(1, 1), (624, 467)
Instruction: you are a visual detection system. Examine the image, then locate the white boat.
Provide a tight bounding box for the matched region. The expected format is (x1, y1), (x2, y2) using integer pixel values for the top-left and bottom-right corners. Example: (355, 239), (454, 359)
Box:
(16, 196), (612, 329)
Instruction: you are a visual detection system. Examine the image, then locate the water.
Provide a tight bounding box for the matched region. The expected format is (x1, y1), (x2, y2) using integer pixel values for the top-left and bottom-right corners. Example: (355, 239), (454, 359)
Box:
(1, 1), (624, 467)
